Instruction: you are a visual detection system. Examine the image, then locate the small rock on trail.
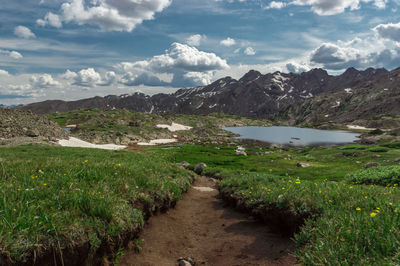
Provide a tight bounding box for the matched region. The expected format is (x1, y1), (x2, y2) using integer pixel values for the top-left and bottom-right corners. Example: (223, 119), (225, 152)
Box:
(118, 177), (296, 266)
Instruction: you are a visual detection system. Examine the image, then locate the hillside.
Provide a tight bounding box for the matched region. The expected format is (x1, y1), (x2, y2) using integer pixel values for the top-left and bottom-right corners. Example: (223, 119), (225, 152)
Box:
(0, 108), (68, 144)
(19, 67), (392, 122)
(280, 67), (400, 127)
(47, 109), (271, 145)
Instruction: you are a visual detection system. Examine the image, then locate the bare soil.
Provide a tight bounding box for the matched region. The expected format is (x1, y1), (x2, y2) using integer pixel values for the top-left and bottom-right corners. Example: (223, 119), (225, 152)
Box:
(119, 177), (297, 266)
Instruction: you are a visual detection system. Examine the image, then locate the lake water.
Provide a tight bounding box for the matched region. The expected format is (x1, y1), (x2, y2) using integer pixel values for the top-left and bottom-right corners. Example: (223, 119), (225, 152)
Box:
(223, 126), (361, 146)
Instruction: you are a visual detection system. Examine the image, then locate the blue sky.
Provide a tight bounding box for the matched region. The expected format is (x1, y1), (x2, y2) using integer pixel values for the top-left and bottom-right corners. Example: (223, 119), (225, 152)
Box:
(1, 0), (400, 104)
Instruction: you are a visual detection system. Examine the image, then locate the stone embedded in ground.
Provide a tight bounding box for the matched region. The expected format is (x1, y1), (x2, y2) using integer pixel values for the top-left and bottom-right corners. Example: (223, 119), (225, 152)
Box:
(193, 186), (216, 192)
(177, 257), (195, 266)
(395, 158), (400, 162)
(194, 163), (207, 174)
(236, 151), (247, 156)
(365, 162), (380, 169)
(296, 162), (311, 168)
(180, 161), (190, 168)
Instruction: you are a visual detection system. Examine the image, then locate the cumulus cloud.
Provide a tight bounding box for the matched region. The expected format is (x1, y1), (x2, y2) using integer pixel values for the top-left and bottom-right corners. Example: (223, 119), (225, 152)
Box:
(374, 22), (400, 42)
(99, 71), (117, 86)
(120, 72), (167, 86)
(0, 70), (10, 76)
(310, 37), (400, 70)
(286, 62), (311, 73)
(290, 0), (387, 16)
(116, 42), (228, 87)
(38, 0), (171, 32)
(264, 1), (287, 9)
(220, 37), (236, 47)
(30, 74), (61, 88)
(374, 0), (388, 9)
(244, 47), (256, 55)
(186, 34), (206, 46)
(14, 26), (36, 39)
(37, 12), (63, 28)
(72, 68), (102, 87)
(0, 49), (23, 59)
(60, 69), (78, 80)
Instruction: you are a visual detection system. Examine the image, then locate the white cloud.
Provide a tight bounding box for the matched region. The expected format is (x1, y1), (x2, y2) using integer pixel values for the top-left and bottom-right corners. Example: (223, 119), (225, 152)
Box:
(286, 62), (311, 73)
(264, 1), (287, 9)
(72, 68), (102, 87)
(374, 0), (388, 9)
(374, 22), (400, 42)
(14, 26), (36, 39)
(116, 42), (229, 86)
(0, 70), (10, 76)
(244, 47), (256, 55)
(289, 0), (388, 15)
(39, 0), (171, 32)
(220, 37), (236, 47)
(309, 36), (400, 70)
(186, 34), (206, 46)
(60, 69), (78, 80)
(120, 72), (166, 86)
(100, 71), (117, 86)
(37, 12), (63, 28)
(0, 49), (23, 59)
(30, 74), (61, 88)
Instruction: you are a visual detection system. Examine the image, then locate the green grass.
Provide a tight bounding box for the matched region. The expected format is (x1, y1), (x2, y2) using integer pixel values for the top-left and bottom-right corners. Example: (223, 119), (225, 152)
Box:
(347, 166), (400, 186)
(218, 171), (400, 265)
(154, 142), (400, 264)
(158, 144), (400, 181)
(0, 145), (194, 264)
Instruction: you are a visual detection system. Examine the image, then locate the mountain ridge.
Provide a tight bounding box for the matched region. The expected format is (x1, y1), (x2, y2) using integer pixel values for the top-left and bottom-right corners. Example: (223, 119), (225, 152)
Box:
(19, 67), (396, 123)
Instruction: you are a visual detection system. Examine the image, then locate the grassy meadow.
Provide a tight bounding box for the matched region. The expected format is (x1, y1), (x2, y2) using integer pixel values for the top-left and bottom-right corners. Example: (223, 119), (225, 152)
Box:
(157, 142), (400, 265)
(1, 119), (400, 265)
(0, 145), (194, 265)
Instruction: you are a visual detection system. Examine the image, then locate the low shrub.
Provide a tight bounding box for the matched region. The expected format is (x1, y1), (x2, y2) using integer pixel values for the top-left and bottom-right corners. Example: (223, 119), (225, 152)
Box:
(347, 165), (400, 186)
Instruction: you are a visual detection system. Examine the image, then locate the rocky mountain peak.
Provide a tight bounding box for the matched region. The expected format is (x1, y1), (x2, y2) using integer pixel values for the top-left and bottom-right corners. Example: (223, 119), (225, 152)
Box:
(239, 70), (262, 84)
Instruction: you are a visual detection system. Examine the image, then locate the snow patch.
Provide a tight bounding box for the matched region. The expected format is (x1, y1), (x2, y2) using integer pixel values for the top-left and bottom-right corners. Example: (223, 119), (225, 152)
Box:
(156, 122), (193, 132)
(149, 105), (154, 114)
(347, 125), (376, 130)
(58, 137), (126, 150)
(137, 139), (177, 146)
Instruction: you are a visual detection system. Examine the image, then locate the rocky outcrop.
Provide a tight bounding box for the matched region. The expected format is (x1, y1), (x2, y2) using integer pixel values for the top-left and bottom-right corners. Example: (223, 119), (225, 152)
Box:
(0, 108), (69, 140)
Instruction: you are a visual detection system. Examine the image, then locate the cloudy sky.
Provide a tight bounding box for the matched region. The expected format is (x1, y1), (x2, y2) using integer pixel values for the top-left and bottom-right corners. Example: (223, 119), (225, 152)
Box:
(1, 0), (400, 104)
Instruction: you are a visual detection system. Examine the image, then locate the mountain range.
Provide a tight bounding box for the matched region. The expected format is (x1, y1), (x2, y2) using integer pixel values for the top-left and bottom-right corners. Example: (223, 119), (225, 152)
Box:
(19, 67), (400, 124)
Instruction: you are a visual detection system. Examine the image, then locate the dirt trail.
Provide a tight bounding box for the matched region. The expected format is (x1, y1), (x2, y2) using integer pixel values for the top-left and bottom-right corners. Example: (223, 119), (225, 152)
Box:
(119, 177), (297, 266)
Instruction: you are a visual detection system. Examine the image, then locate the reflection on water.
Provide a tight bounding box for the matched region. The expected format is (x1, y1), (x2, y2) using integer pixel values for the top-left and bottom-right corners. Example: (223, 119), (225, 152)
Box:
(223, 126), (360, 146)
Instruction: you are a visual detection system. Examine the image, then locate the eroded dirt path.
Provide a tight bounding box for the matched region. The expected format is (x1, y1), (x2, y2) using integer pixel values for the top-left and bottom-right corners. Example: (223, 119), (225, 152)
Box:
(119, 177), (297, 266)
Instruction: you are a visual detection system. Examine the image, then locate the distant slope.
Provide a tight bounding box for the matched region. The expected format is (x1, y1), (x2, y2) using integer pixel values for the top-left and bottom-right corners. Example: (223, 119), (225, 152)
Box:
(20, 67), (392, 121)
(280, 67), (400, 125)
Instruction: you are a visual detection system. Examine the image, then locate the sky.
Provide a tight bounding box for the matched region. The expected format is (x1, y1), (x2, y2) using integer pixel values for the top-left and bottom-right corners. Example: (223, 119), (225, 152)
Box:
(1, 0), (400, 105)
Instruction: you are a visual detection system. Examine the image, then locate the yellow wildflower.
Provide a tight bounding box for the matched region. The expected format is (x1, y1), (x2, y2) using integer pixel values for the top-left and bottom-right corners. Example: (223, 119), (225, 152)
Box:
(356, 207), (361, 211)
(370, 212), (377, 217)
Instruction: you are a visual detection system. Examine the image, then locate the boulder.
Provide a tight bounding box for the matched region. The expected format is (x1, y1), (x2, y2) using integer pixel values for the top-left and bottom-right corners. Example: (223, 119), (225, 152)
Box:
(236, 151), (247, 156)
(180, 161), (190, 168)
(26, 129), (39, 137)
(194, 163), (207, 174)
(365, 162), (379, 169)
